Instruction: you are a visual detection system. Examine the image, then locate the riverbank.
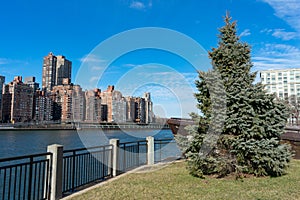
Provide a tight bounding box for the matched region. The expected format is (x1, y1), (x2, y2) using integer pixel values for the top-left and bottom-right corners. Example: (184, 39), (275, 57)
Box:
(0, 123), (169, 131)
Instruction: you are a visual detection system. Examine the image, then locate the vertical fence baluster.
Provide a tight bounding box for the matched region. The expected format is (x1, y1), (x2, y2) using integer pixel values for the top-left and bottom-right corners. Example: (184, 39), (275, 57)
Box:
(110, 146), (113, 177)
(18, 165), (22, 200)
(7, 167), (12, 200)
(136, 142), (139, 166)
(160, 140), (162, 162)
(23, 164), (27, 200)
(27, 157), (33, 200)
(2, 169), (6, 200)
(123, 144), (126, 172)
(72, 151), (76, 192)
(33, 162), (37, 199)
(102, 147), (105, 179)
(37, 162), (41, 200)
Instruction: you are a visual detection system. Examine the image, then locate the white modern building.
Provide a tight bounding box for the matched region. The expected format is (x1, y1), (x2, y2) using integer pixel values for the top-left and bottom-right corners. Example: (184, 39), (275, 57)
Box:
(260, 68), (300, 102)
(260, 68), (300, 125)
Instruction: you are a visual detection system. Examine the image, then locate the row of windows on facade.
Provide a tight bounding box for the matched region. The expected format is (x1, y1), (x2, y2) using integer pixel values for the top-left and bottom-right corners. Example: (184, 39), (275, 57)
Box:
(262, 77), (300, 83)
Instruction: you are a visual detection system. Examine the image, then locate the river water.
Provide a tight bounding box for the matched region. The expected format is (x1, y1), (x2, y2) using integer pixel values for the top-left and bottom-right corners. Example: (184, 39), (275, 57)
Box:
(0, 129), (180, 159)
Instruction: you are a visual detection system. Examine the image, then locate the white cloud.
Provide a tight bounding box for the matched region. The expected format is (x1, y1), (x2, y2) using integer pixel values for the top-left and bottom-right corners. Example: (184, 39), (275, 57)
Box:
(240, 29), (251, 37)
(123, 63), (138, 67)
(272, 29), (298, 40)
(252, 43), (300, 70)
(129, 0), (152, 10)
(129, 1), (146, 10)
(0, 58), (9, 65)
(91, 66), (104, 71)
(80, 54), (107, 63)
(260, 28), (298, 40)
(260, 28), (273, 34)
(89, 76), (99, 83)
(262, 0), (300, 31)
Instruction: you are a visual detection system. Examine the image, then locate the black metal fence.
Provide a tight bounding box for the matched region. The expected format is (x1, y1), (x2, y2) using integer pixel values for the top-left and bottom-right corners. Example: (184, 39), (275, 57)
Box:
(0, 153), (52, 200)
(62, 145), (113, 194)
(0, 137), (180, 199)
(118, 140), (147, 174)
(154, 138), (179, 163)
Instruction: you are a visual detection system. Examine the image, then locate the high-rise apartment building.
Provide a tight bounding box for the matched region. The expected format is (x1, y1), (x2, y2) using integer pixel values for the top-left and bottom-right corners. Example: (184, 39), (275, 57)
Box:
(100, 86), (127, 123)
(42, 52), (72, 93)
(51, 79), (84, 122)
(0, 75), (5, 121)
(125, 96), (135, 122)
(144, 92), (153, 124)
(72, 85), (85, 122)
(34, 90), (53, 122)
(260, 68), (300, 102)
(24, 77), (39, 119)
(42, 52), (57, 93)
(100, 86), (114, 122)
(112, 96), (127, 123)
(56, 55), (72, 85)
(134, 97), (146, 123)
(1, 76), (34, 123)
(85, 89), (102, 122)
(24, 77), (39, 92)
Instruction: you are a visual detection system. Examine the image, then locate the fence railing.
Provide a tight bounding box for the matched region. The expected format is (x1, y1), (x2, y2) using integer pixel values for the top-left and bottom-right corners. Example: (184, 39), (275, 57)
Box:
(118, 140), (147, 174)
(0, 152), (52, 200)
(0, 137), (179, 200)
(62, 145), (112, 194)
(154, 138), (178, 163)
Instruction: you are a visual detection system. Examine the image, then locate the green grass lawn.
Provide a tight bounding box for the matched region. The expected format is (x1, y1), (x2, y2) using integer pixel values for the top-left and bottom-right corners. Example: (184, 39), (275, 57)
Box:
(70, 160), (300, 200)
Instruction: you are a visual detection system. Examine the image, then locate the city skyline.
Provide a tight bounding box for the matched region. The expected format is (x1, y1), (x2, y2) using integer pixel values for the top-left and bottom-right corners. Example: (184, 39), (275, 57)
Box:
(0, 0), (300, 117)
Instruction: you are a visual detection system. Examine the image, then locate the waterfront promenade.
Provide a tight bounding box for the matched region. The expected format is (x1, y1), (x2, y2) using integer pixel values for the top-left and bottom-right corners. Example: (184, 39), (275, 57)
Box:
(0, 129), (180, 200)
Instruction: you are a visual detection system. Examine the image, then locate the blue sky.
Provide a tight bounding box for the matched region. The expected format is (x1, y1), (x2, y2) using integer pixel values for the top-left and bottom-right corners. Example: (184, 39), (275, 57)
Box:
(0, 0), (300, 118)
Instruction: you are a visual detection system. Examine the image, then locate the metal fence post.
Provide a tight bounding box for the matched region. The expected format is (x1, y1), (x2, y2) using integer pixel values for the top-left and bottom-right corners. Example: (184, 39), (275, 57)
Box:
(47, 144), (63, 200)
(147, 136), (154, 165)
(109, 139), (119, 177)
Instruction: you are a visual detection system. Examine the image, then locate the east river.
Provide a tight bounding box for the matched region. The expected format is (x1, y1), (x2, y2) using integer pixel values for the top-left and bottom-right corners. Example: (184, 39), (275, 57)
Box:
(0, 129), (181, 159)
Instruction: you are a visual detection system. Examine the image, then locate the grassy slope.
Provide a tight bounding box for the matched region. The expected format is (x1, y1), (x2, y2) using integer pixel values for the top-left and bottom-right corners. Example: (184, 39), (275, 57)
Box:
(71, 160), (300, 200)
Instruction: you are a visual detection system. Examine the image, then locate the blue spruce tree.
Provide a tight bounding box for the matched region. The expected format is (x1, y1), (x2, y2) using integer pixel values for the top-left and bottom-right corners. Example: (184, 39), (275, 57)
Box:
(183, 13), (292, 178)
